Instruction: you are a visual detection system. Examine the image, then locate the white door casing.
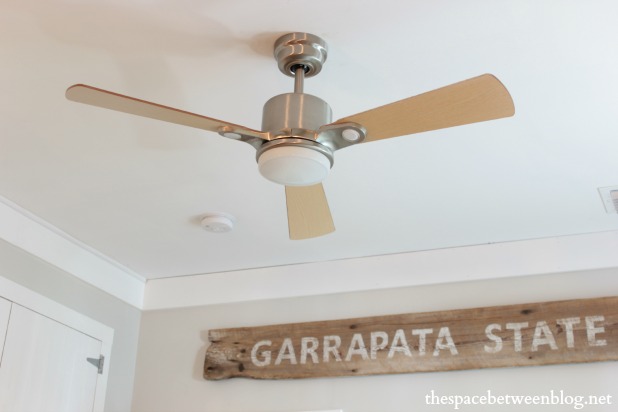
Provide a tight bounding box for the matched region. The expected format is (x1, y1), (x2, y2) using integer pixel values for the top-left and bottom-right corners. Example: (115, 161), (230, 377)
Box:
(0, 304), (102, 411)
(0, 276), (113, 412)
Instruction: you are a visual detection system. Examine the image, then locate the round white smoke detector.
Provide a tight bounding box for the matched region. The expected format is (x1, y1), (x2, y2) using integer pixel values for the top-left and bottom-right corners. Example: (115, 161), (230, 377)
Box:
(257, 145), (332, 186)
(201, 213), (235, 233)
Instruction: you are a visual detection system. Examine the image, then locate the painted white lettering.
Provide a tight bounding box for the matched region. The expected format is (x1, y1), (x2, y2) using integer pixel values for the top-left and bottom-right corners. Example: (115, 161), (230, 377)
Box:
(506, 322), (529, 352)
(251, 340), (272, 367)
(586, 316), (607, 347)
(323, 335), (342, 362)
(484, 323), (503, 353)
(345, 333), (369, 361)
(370, 331), (388, 360)
(412, 328), (433, 356)
(387, 329), (412, 358)
(300, 337), (319, 364)
(531, 321), (558, 351)
(275, 338), (297, 365)
(433, 327), (458, 356)
(556, 317), (580, 348)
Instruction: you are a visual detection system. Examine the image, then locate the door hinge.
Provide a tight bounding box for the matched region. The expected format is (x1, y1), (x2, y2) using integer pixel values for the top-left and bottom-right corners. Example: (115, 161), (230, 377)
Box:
(87, 355), (105, 374)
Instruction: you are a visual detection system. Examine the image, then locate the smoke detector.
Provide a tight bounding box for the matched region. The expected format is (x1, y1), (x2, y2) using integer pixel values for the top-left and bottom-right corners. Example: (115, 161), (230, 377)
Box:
(201, 213), (235, 233)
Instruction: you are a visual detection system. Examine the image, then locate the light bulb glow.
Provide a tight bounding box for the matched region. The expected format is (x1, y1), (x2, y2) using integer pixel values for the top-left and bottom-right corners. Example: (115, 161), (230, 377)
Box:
(258, 146), (331, 186)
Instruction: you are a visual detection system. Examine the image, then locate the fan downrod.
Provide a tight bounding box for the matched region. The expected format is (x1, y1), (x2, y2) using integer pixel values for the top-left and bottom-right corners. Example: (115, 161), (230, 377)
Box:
(263, 32), (333, 144)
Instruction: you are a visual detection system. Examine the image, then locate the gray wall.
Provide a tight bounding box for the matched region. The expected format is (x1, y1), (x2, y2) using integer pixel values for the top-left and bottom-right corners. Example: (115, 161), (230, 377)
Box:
(133, 269), (618, 412)
(0, 239), (141, 412)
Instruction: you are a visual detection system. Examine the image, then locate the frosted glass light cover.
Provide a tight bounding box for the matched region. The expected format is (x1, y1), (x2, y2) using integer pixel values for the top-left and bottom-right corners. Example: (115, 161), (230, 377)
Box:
(258, 146), (331, 186)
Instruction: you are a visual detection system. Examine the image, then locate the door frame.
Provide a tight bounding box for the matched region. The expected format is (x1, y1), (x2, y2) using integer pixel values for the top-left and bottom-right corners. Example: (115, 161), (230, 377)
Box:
(0, 275), (113, 412)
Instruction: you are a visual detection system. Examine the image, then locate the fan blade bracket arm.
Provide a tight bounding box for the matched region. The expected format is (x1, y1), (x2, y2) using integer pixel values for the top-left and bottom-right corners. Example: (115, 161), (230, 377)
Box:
(316, 122), (367, 151)
(266, 128), (318, 142)
(217, 126), (270, 150)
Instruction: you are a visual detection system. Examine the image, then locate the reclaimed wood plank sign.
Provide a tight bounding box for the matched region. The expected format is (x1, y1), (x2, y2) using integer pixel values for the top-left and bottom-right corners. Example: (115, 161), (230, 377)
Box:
(203, 296), (618, 380)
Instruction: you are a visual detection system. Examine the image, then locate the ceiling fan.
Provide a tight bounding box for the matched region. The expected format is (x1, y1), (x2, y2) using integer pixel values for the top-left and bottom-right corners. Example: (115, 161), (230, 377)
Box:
(66, 32), (515, 240)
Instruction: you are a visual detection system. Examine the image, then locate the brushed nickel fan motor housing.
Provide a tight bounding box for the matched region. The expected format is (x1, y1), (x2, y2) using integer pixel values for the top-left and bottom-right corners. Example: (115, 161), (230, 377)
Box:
(259, 91), (334, 162)
(256, 33), (334, 186)
(254, 32), (367, 186)
(262, 93), (332, 133)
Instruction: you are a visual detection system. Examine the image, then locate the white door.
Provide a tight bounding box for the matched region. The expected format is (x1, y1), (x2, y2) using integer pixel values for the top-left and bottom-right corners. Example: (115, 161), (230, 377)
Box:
(0, 304), (102, 412)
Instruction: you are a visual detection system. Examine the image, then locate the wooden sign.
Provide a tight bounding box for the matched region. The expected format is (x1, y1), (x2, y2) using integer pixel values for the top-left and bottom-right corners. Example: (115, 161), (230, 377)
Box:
(203, 296), (618, 380)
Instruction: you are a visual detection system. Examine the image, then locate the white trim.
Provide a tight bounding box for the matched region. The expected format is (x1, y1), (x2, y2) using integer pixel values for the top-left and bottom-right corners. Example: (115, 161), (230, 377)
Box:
(3, 192), (618, 312)
(143, 230), (618, 310)
(0, 276), (114, 412)
(0, 196), (145, 308)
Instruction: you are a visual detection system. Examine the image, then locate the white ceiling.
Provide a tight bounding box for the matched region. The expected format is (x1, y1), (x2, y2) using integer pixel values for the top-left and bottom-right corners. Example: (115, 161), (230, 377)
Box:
(1, 0), (618, 281)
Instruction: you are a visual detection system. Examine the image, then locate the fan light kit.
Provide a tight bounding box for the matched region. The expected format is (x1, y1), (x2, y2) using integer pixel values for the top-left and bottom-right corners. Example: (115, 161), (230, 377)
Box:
(258, 145), (331, 186)
(66, 32), (515, 240)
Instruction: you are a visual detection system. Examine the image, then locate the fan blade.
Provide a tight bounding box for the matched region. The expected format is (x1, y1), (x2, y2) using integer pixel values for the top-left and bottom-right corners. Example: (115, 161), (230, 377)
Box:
(66, 84), (266, 140)
(285, 184), (335, 240)
(333, 74), (514, 142)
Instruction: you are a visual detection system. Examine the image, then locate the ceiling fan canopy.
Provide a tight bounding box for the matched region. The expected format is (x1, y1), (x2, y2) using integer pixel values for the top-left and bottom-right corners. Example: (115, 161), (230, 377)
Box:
(66, 32), (515, 240)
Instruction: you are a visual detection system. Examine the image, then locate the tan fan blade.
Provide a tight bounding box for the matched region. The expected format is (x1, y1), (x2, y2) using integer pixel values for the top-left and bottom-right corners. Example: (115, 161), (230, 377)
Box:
(333, 74), (514, 142)
(285, 184), (335, 240)
(66, 84), (266, 139)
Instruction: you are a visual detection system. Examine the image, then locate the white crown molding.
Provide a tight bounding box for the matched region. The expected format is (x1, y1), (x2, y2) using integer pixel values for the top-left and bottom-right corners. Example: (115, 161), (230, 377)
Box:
(0, 196), (145, 309)
(143, 230), (618, 310)
(3, 193), (618, 312)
